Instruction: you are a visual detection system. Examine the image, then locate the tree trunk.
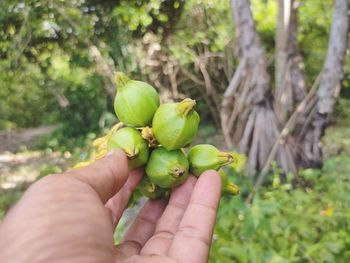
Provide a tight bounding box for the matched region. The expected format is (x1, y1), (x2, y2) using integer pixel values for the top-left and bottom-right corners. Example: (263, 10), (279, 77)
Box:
(300, 0), (349, 167)
(275, 0), (306, 122)
(221, 0), (297, 174)
(89, 45), (116, 99)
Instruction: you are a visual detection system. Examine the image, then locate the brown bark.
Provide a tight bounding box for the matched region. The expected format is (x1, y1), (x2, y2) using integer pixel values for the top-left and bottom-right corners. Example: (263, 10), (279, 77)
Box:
(275, 0), (306, 122)
(300, 0), (349, 167)
(89, 45), (116, 99)
(221, 0), (297, 173)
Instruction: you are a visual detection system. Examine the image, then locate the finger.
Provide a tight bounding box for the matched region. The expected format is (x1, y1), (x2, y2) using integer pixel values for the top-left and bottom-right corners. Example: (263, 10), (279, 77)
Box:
(122, 255), (177, 263)
(105, 168), (143, 227)
(141, 175), (197, 256)
(116, 199), (167, 259)
(168, 170), (221, 263)
(67, 149), (129, 203)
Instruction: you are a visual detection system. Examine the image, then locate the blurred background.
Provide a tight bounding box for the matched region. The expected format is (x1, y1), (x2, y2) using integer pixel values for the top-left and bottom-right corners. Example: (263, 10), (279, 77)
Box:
(1, 0), (350, 261)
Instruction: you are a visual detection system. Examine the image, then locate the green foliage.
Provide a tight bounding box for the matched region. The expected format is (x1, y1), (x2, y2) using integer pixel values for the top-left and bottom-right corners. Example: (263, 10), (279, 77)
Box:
(210, 155), (350, 262)
(0, 60), (50, 129)
(0, 0), (188, 145)
(298, 0), (334, 84)
(170, 0), (232, 53)
(0, 0), (99, 130)
(114, 0), (164, 32)
(251, 0), (276, 52)
(323, 98), (350, 156)
(37, 163), (62, 179)
(165, 0), (233, 75)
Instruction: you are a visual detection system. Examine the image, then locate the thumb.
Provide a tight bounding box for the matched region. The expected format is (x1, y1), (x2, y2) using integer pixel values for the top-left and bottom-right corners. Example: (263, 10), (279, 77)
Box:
(68, 149), (129, 203)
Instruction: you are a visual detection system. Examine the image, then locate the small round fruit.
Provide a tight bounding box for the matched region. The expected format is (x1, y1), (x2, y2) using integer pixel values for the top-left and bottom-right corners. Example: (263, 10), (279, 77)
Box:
(138, 175), (169, 199)
(114, 72), (160, 127)
(107, 127), (149, 169)
(188, 144), (234, 176)
(152, 98), (200, 150)
(146, 147), (189, 188)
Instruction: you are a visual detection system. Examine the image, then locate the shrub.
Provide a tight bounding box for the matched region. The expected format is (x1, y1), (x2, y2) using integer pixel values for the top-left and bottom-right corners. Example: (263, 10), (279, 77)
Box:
(210, 155), (350, 262)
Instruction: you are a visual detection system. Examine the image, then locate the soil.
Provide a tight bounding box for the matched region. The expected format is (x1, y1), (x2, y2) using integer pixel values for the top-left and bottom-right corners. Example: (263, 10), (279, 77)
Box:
(0, 125), (69, 190)
(0, 125), (58, 152)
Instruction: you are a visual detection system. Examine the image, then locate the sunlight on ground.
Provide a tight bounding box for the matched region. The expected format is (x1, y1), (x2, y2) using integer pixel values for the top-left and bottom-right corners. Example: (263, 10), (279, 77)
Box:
(0, 151), (69, 190)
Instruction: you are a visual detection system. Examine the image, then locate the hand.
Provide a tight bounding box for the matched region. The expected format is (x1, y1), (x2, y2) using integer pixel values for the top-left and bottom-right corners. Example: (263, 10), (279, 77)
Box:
(0, 149), (221, 263)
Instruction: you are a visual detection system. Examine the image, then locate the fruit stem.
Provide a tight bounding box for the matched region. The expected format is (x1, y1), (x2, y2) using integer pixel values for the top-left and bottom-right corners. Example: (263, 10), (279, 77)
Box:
(115, 72), (130, 89)
(225, 181), (240, 195)
(176, 98), (196, 117)
(170, 165), (185, 178)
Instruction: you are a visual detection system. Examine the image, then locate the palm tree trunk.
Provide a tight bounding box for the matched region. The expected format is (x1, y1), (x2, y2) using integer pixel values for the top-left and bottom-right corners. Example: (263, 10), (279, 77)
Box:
(300, 0), (349, 167)
(275, 0), (306, 122)
(221, 0), (297, 174)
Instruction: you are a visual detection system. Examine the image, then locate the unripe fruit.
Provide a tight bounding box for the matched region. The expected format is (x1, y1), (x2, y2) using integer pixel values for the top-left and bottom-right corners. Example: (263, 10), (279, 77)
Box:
(138, 175), (169, 199)
(188, 144), (234, 176)
(146, 147), (189, 188)
(152, 98), (200, 150)
(218, 169), (240, 195)
(107, 127), (149, 169)
(114, 72), (160, 127)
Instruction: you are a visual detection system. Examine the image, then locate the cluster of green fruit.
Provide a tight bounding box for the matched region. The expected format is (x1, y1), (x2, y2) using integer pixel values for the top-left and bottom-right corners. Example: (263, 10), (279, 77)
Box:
(99, 72), (239, 199)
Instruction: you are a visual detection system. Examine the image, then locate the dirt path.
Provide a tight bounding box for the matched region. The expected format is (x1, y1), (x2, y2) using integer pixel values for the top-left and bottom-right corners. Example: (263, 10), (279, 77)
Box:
(0, 151), (70, 189)
(0, 150), (71, 219)
(0, 125), (69, 190)
(0, 125), (58, 152)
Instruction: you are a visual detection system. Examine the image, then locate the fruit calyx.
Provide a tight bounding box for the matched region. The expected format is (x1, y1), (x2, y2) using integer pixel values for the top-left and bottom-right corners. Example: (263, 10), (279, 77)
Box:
(141, 126), (158, 148)
(93, 122), (124, 160)
(217, 152), (235, 166)
(176, 98), (196, 117)
(115, 72), (130, 89)
(123, 146), (139, 159)
(169, 165), (186, 178)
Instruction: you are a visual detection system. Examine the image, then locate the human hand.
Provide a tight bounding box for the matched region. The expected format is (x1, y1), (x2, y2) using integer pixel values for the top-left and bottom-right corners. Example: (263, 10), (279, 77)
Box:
(0, 149), (221, 263)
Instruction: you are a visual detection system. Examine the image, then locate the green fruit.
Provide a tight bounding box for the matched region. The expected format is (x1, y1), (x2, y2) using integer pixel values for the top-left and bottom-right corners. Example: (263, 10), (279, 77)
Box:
(146, 147), (189, 188)
(138, 175), (169, 199)
(114, 72), (160, 127)
(152, 98), (200, 150)
(218, 169), (240, 195)
(107, 127), (149, 169)
(188, 144), (234, 176)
